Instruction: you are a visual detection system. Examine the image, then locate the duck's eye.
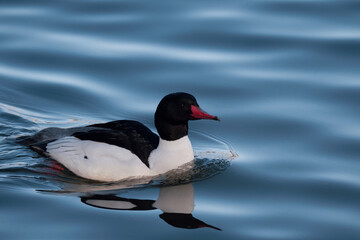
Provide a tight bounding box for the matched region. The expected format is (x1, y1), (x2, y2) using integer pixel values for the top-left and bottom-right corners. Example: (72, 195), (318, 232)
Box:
(181, 103), (185, 109)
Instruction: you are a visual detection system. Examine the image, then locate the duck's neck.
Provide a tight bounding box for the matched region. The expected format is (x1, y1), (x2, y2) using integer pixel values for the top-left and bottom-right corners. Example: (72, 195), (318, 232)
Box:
(155, 117), (188, 141)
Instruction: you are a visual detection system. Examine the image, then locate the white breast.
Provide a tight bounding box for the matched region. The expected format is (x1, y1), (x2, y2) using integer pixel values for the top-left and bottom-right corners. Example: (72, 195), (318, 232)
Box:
(149, 136), (194, 175)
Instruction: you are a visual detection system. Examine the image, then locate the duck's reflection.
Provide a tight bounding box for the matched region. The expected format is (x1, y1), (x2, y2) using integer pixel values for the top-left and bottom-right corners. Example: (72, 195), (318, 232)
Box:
(81, 184), (221, 231)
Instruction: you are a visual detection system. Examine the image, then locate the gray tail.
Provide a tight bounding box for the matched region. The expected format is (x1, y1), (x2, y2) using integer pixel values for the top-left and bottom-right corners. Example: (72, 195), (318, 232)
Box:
(29, 141), (51, 157)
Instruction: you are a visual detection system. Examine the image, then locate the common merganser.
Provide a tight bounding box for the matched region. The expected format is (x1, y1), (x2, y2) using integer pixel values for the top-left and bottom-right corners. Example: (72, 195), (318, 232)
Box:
(19, 92), (220, 181)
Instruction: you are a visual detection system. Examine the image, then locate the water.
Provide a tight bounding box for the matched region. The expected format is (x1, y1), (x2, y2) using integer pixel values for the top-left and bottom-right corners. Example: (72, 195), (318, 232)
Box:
(1, 0), (360, 239)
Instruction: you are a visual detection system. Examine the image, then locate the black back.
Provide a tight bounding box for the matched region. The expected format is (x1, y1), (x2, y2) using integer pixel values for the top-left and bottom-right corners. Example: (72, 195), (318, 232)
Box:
(72, 120), (159, 167)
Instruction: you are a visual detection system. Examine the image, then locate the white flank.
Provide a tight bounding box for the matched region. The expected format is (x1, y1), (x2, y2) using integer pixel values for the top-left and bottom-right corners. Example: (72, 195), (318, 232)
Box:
(46, 136), (151, 181)
(46, 135), (194, 182)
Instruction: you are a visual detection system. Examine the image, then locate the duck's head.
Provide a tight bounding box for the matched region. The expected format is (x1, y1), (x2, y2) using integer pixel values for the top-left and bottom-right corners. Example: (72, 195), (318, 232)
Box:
(155, 92), (219, 140)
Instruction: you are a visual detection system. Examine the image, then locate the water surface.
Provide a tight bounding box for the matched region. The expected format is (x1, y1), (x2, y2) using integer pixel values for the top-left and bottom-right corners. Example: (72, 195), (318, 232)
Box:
(1, 1), (360, 239)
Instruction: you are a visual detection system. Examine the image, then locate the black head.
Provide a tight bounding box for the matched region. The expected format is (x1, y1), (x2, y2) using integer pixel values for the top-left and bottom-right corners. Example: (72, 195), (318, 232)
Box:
(155, 92), (219, 140)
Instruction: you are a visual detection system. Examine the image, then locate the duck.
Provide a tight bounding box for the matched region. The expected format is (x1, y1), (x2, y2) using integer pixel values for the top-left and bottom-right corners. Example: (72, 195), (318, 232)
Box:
(19, 92), (220, 181)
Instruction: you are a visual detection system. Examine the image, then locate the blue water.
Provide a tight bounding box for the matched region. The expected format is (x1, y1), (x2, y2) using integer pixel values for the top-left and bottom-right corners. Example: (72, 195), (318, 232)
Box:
(1, 0), (360, 239)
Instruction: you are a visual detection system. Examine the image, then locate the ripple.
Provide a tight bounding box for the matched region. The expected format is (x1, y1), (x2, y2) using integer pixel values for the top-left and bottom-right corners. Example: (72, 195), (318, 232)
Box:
(0, 63), (118, 96)
(0, 7), (49, 16)
(185, 8), (249, 20)
(0, 25), (245, 62)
